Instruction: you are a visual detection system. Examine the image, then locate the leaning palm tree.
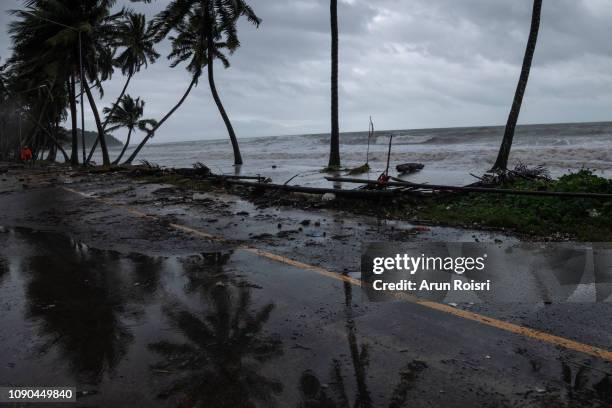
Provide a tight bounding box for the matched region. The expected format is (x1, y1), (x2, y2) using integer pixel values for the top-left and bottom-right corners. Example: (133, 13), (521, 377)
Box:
(153, 0), (260, 166)
(491, 0), (543, 172)
(103, 94), (151, 164)
(86, 11), (159, 164)
(9, 0), (124, 166)
(125, 0), (260, 165)
(328, 0), (341, 169)
(122, 17), (203, 165)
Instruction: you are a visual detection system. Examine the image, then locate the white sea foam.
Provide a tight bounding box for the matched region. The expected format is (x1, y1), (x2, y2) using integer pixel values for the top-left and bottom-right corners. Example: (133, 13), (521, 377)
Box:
(99, 122), (612, 187)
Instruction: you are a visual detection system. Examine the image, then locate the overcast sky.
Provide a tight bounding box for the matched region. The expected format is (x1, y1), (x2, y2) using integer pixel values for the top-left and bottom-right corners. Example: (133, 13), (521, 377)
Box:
(1, 0), (612, 144)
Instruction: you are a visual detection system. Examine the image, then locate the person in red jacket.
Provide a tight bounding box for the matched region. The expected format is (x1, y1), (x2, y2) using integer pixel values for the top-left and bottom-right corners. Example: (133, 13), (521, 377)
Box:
(20, 146), (33, 165)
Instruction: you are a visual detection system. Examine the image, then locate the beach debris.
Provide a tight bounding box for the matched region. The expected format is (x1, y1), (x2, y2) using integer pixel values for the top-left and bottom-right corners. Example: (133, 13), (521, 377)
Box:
(322, 193), (336, 201)
(325, 176), (612, 199)
(347, 163), (370, 175)
(410, 226), (430, 233)
(588, 209), (600, 218)
(277, 230), (300, 238)
(396, 162), (425, 174)
(139, 159), (160, 169)
(300, 219), (311, 226)
(374, 134), (394, 187)
(482, 162), (551, 184)
(348, 118), (375, 175)
(192, 162), (211, 176)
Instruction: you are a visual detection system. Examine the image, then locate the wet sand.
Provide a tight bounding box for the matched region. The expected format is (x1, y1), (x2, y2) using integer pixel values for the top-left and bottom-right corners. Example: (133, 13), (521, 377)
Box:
(0, 165), (611, 407)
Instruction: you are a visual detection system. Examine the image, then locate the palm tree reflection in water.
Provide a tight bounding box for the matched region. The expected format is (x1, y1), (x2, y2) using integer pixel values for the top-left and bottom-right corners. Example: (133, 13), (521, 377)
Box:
(24, 233), (164, 383)
(297, 281), (427, 408)
(150, 269), (283, 407)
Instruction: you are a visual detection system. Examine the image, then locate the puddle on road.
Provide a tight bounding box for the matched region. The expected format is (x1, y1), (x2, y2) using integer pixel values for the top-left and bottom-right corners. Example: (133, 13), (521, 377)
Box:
(0, 227), (610, 407)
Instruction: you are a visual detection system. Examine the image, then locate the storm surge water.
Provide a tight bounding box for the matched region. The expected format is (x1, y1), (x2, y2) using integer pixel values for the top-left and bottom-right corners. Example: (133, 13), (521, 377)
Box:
(103, 121), (612, 187)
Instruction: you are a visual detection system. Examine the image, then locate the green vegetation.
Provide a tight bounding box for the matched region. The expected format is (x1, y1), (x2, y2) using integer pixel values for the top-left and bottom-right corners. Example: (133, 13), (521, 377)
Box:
(415, 170), (612, 241)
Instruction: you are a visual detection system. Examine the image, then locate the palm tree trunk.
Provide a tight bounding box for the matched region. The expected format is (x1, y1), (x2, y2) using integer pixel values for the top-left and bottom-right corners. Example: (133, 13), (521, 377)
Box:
(207, 33), (243, 166)
(68, 75), (79, 165)
(22, 110), (69, 162)
(113, 127), (132, 165)
(85, 74), (133, 164)
(328, 0), (340, 168)
(491, 0), (542, 172)
(84, 84), (111, 166)
(124, 76), (197, 165)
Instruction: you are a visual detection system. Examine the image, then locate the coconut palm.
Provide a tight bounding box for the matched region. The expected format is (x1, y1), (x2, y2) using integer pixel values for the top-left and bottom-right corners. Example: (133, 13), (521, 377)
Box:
(491, 0), (543, 172)
(2, 53), (71, 162)
(9, 0), (123, 166)
(86, 12), (160, 164)
(125, 1), (260, 165)
(0, 59), (7, 100)
(328, 0), (341, 169)
(103, 94), (150, 164)
(122, 16), (201, 166)
(144, 0), (260, 166)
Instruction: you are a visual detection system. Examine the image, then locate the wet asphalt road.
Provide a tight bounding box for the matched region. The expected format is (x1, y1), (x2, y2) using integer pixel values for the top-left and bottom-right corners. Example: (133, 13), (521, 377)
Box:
(0, 168), (611, 407)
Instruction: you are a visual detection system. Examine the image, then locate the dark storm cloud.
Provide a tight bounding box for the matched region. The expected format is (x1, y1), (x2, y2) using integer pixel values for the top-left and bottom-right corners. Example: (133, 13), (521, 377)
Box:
(1, 0), (611, 144)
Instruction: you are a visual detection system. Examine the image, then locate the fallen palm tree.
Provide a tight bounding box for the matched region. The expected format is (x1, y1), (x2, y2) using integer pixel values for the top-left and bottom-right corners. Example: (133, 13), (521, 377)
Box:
(324, 176), (612, 200)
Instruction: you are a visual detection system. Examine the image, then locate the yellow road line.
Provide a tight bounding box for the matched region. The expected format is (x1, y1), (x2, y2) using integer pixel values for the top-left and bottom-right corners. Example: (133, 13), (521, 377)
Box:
(61, 185), (612, 362)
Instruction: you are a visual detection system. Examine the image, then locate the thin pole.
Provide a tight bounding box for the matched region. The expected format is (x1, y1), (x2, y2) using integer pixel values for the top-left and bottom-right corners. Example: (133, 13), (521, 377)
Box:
(78, 31), (86, 164)
(366, 116), (372, 165)
(384, 134), (393, 175)
(18, 111), (22, 147)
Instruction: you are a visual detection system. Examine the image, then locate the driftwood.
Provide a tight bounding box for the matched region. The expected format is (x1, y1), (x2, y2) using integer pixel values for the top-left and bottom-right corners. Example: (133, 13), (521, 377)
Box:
(325, 176), (612, 200)
(220, 179), (405, 198)
(207, 174), (271, 182)
(396, 163), (424, 174)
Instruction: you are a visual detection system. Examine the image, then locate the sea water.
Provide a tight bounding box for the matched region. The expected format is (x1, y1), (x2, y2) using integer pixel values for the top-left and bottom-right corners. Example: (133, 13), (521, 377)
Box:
(97, 121), (612, 187)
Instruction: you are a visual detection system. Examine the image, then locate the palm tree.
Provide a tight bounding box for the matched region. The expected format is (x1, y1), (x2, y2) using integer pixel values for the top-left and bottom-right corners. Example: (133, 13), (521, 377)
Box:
(123, 78), (196, 165)
(2, 50), (71, 162)
(103, 94), (151, 164)
(9, 0), (123, 166)
(86, 12), (159, 164)
(0, 59), (7, 100)
(328, 0), (341, 169)
(149, 0), (260, 166)
(491, 0), (543, 172)
(124, 0), (261, 165)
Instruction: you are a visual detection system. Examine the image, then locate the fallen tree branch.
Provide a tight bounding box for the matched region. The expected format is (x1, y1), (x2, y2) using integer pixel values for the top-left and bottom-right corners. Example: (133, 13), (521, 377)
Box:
(325, 176), (612, 200)
(220, 179), (407, 198)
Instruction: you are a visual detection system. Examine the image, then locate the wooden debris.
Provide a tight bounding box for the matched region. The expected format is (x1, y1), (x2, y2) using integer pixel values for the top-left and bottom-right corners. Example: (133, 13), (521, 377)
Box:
(325, 176), (612, 199)
(396, 163), (424, 174)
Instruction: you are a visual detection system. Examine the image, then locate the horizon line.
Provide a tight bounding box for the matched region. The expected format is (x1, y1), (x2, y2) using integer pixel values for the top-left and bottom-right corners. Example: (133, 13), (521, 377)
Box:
(143, 119), (612, 146)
